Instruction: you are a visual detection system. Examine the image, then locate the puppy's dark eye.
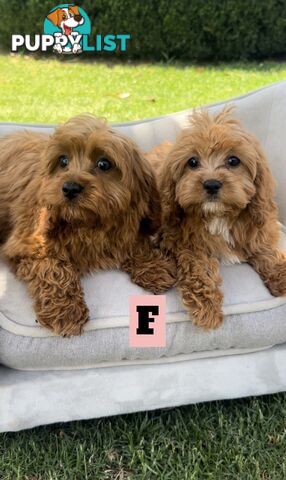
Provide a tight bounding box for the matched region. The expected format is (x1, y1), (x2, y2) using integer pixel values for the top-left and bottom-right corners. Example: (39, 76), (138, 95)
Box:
(227, 156), (241, 167)
(188, 157), (200, 169)
(59, 155), (69, 168)
(97, 158), (113, 171)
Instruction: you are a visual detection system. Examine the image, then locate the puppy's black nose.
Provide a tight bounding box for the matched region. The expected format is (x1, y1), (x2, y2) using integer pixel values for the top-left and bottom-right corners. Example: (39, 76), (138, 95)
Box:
(74, 14), (82, 21)
(62, 182), (84, 199)
(203, 179), (223, 195)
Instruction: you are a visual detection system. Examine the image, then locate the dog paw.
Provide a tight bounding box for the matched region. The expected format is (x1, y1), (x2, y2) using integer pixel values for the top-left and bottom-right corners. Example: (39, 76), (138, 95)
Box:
(141, 256), (177, 294)
(266, 263), (286, 297)
(151, 258), (177, 294)
(180, 285), (224, 330)
(35, 298), (90, 337)
(125, 253), (176, 294)
(192, 302), (224, 330)
(53, 44), (63, 54)
(72, 44), (82, 54)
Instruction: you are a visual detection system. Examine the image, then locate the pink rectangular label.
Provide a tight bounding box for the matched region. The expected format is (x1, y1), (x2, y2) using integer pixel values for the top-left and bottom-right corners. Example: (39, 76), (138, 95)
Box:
(129, 295), (166, 348)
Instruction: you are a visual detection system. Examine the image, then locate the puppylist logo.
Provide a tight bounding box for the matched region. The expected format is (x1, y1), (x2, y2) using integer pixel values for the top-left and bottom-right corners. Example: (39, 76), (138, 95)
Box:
(11, 4), (131, 55)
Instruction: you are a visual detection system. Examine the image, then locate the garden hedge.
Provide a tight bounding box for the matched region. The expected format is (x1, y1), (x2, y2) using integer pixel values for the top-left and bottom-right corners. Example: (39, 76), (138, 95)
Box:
(1, 0), (286, 61)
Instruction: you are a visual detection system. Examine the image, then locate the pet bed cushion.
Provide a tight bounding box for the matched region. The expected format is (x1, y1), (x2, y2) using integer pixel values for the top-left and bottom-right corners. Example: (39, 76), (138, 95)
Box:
(1, 80), (286, 372)
(0, 227), (286, 371)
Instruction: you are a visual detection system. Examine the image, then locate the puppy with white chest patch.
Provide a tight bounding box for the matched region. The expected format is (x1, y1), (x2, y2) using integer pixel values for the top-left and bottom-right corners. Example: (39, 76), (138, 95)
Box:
(147, 107), (286, 329)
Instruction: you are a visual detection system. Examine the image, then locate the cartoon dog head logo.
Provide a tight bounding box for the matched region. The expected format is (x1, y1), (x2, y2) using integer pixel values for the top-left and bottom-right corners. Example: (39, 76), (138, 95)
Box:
(47, 6), (84, 36)
(44, 4), (91, 54)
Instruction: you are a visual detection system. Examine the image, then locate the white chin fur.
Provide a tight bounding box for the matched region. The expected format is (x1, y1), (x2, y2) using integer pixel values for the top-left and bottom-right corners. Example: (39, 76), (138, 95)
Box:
(202, 201), (225, 214)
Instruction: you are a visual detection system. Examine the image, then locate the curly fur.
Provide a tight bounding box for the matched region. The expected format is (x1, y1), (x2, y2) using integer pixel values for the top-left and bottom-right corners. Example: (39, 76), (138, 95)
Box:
(0, 115), (176, 336)
(147, 107), (286, 329)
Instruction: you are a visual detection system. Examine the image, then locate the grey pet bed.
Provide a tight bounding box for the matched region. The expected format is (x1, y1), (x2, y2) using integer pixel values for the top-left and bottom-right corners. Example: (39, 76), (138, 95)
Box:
(1, 80), (286, 432)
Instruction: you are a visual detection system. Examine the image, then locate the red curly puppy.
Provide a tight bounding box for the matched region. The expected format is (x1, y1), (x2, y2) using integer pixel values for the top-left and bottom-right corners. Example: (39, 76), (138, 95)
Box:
(0, 115), (175, 336)
(147, 107), (286, 329)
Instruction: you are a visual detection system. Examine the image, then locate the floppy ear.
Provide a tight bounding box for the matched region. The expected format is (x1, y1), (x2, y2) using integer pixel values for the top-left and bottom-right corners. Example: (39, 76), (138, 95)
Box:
(134, 149), (162, 235)
(47, 9), (60, 26)
(108, 131), (162, 234)
(247, 143), (277, 227)
(159, 161), (183, 230)
(69, 6), (80, 15)
(146, 141), (183, 231)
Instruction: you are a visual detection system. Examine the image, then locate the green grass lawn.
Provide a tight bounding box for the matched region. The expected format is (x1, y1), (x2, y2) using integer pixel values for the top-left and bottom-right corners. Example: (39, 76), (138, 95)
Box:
(1, 55), (286, 479)
(0, 55), (286, 124)
(1, 394), (286, 480)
